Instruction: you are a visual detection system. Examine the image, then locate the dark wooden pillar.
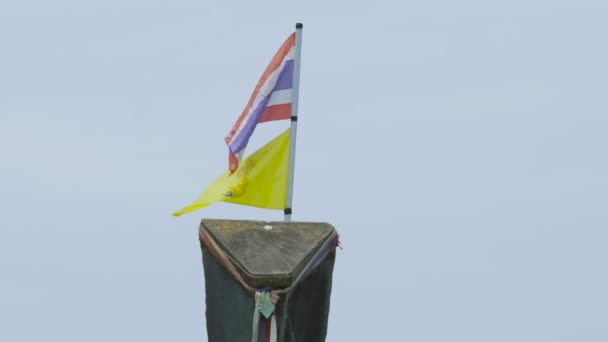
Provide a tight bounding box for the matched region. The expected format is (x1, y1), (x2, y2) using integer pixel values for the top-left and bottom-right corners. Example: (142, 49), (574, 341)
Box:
(199, 219), (338, 342)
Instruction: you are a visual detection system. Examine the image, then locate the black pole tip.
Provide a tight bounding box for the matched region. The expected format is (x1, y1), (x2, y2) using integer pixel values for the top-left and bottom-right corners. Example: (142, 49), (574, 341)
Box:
(296, 23), (303, 29)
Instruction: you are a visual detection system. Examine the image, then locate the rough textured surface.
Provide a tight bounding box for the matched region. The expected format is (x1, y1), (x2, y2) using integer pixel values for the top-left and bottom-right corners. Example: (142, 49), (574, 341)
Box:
(201, 241), (336, 342)
(201, 245), (254, 342)
(200, 219), (335, 287)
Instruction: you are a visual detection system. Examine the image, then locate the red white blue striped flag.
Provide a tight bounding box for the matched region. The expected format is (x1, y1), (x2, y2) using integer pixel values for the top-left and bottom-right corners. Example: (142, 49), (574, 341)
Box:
(225, 33), (296, 173)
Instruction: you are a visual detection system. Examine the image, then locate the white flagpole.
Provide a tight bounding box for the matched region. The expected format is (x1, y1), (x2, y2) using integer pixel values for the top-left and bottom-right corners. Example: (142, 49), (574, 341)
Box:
(284, 23), (303, 222)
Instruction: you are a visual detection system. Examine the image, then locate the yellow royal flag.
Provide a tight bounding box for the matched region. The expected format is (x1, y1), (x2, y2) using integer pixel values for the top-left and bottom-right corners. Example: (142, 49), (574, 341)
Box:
(173, 129), (290, 216)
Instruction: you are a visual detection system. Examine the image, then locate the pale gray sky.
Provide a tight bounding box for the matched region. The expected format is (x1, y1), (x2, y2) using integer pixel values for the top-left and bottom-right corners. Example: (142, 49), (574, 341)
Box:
(1, 1), (607, 341)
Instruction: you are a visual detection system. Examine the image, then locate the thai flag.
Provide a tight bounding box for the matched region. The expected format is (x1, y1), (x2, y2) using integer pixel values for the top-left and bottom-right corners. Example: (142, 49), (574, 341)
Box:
(225, 33), (296, 173)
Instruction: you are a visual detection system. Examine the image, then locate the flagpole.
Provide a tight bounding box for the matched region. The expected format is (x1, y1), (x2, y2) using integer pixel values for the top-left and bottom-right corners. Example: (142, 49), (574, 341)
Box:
(284, 23), (303, 222)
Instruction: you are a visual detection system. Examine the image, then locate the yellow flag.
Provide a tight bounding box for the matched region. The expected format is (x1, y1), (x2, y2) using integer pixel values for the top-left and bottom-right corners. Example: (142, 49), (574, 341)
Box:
(173, 129), (290, 216)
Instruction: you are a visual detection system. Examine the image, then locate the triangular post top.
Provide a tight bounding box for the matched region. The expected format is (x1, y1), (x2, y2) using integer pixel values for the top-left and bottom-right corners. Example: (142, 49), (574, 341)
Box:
(200, 219), (336, 287)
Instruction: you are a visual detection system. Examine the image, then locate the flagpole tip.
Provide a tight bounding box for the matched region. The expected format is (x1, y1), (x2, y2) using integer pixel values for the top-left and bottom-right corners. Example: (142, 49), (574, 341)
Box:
(296, 23), (303, 29)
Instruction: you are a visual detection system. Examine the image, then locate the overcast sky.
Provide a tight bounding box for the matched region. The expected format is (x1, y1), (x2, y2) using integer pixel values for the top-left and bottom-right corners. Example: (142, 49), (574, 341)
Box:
(1, 1), (607, 341)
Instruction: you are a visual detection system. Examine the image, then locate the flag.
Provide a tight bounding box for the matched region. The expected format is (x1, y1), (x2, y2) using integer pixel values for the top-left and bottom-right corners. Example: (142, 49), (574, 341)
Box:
(173, 129), (290, 216)
(225, 33), (296, 173)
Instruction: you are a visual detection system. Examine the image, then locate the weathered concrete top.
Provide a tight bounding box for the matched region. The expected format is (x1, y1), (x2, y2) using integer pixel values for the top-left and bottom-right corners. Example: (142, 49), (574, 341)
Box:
(200, 219), (336, 288)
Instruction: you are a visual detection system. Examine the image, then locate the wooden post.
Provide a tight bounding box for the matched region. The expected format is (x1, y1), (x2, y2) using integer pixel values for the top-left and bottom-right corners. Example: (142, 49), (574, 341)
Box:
(199, 219), (339, 342)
